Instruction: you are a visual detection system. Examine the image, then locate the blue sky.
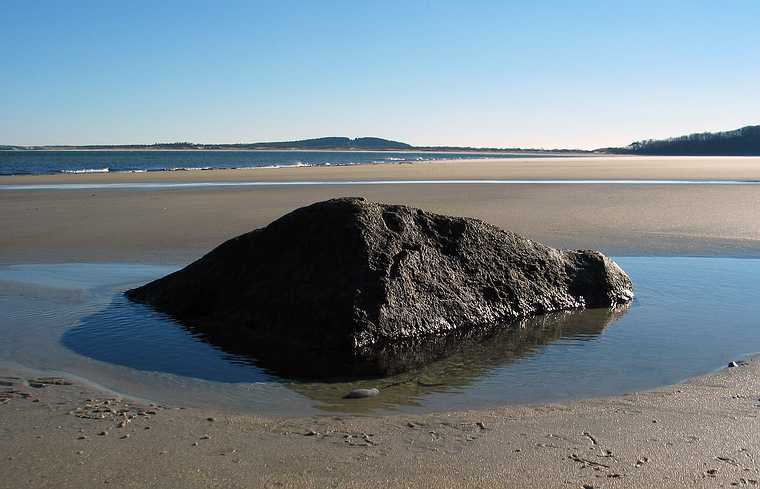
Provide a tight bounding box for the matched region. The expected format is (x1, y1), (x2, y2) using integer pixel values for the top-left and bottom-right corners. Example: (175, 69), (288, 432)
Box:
(2, 1), (759, 148)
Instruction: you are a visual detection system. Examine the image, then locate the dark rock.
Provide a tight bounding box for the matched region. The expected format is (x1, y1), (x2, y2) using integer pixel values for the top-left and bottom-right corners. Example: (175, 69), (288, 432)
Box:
(126, 198), (633, 379)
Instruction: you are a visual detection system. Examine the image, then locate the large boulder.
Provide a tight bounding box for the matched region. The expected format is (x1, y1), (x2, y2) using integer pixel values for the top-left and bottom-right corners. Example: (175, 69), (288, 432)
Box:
(126, 197), (633, 378)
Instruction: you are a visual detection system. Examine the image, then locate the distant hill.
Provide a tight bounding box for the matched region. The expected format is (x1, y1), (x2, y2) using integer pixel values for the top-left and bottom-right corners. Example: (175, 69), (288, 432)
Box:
(243, 137), (412, 150)
(0, 137), (591, 153)
(0, 137), (413, 151)
(603, 125), (760, 155)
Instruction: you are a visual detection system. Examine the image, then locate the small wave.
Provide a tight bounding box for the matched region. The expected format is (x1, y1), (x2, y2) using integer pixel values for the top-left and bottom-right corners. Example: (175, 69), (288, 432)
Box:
(60, 168), (110, 174)
(166, 166), (213, 172)
(239, 162), (314, 170)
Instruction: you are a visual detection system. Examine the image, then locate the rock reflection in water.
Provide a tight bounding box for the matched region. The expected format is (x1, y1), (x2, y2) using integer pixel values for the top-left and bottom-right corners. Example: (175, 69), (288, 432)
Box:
(288, 306), (629, 412)
(63, 291), (628, 397)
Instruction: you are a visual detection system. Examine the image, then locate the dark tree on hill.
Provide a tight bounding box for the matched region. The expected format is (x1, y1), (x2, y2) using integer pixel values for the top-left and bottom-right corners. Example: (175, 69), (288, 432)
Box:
(604, 125), (760, 156)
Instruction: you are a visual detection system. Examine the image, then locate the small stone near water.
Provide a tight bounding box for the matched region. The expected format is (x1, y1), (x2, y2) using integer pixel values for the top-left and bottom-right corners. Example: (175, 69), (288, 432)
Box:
(343, 388), (380, 399)
(728, 361), (740, 368)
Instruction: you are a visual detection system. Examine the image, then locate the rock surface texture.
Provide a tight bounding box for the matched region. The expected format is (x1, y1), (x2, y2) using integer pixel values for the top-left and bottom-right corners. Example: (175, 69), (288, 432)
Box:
(126, 197), (634, 378)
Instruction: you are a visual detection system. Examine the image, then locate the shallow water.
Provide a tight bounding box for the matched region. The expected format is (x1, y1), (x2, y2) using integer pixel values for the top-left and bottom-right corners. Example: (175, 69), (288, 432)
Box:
(0, 150), (552, 176)
(1, 258), (758, 415)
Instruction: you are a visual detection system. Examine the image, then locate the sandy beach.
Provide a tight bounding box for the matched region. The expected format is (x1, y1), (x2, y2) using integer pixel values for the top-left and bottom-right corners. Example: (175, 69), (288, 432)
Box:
(6, 156), (760, 184)
(3, 156), (760, 264)
(3, 156), (760, 487)
(2, 357), (759, 488)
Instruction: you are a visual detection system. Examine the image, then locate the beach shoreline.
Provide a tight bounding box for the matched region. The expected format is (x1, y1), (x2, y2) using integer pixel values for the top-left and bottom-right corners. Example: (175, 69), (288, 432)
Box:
(4, 157), (760, 263)
(2, 354), (759, 488)
(3, 155), (760, 487)
(6, 155), (760, 184)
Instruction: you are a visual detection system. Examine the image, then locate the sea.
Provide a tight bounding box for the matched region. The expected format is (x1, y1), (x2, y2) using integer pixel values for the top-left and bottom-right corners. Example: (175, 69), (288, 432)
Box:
(0, 150), (553, 176)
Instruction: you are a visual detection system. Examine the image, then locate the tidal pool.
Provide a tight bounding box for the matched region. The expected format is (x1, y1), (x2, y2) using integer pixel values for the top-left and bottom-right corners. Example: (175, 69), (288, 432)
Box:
(0, 257), (757, 415)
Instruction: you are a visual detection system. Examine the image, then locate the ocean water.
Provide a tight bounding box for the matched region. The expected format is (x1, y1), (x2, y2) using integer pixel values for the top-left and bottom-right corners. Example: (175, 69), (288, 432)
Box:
(0, 150), (551, 176)
(1, 257), (758, 415)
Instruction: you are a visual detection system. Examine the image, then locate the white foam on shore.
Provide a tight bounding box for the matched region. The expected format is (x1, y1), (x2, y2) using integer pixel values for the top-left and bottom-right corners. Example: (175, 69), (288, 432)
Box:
(60, 168), (110, 174)
(2, 179), (760, 191)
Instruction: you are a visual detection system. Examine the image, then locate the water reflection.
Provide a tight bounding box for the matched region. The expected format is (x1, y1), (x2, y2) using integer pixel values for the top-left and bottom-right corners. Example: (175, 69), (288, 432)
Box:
(289, 306), (628, 412)
(8, 257), (757, 415)
(62, 295), (278, 383)
(63, 292), (628, 410)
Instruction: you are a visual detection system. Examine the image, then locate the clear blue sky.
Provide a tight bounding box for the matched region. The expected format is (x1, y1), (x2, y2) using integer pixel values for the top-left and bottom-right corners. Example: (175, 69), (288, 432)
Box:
(2, 1), (759, 149)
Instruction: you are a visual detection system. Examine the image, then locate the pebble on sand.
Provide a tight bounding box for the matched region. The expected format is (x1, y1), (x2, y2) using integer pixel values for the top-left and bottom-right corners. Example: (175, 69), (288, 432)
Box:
(343, 388), (380, 399)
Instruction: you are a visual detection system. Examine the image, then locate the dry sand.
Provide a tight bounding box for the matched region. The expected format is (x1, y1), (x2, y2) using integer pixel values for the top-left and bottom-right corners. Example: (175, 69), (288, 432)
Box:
(3, 155), (760, 487)
(3, 156), (760, 264)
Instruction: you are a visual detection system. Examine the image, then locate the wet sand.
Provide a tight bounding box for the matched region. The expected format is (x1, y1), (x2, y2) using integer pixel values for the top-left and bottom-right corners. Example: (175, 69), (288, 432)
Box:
(2, 359), (759, 488)
(3, 156), (760, 487)
(3, 182), (760, 264)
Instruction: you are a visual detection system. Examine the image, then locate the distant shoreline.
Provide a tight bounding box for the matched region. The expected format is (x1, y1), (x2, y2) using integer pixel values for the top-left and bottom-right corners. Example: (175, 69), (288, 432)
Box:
(0, 147), (590, 155)
(0, 150), (594, 177)
(3, 155), (760, 185)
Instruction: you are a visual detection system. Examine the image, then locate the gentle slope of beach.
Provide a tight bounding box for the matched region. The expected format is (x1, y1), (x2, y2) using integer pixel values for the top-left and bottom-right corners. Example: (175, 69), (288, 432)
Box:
(3, 156), (760, 487)
(2, 358), (759, 488)
(4, 159), (760, 263)
(5, 155), (760, 184)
